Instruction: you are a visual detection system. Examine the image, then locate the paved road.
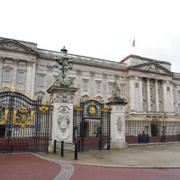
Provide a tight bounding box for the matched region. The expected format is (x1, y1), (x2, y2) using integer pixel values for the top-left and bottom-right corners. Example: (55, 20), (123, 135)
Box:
(1, 148), (180, 180)
(0, 154), (61, 180)
(70, 165), (180, 180)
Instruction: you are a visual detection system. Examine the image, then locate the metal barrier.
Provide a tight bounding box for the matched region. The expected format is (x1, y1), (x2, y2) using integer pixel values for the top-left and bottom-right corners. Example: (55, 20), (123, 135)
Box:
(53, 140), (78, 160)
(138, 133), (149, 143)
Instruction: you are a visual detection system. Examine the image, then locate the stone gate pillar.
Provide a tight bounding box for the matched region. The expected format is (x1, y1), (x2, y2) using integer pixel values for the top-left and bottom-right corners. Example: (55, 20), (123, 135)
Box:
(110, 104), (127, 149)
(107, 81), (127, 149)
(47, 86), (78, 152)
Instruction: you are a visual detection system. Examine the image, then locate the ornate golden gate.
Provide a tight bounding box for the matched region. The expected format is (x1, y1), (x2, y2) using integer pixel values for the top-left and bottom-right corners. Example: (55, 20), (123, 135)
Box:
(73, 98), (111, 151)
(0, 88), (53, 153)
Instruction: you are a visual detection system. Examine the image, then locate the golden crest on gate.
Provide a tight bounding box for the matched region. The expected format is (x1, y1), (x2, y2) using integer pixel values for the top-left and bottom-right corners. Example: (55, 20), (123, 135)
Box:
(87, 102), (97, 116)
(0, 107), (8, 125)
(13, 106), (34, 128)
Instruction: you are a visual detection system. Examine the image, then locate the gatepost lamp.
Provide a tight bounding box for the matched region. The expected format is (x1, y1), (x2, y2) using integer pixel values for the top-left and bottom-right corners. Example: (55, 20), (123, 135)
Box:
(55, 46), (73, 81)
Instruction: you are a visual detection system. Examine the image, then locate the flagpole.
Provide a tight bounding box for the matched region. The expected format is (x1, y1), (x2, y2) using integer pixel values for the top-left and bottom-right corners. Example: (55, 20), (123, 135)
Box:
(132, 37), (136, 55)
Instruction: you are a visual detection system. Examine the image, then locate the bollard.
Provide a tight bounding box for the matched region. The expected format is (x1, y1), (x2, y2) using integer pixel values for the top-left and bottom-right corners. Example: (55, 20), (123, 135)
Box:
(74, 142), (78, 160)
(61, 141), (64, 157)
(161, 135), (166, 143)
(54, 140), (56, 154)
(99, 139), (102, 150)
(107, 142), (110, 150)
(78, 140), (81, 152)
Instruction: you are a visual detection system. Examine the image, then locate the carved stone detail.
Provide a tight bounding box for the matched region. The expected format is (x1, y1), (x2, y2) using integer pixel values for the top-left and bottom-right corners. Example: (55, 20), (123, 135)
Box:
(76, 69), (82, 75)
(102, 73), (107, 78)
(54, 91), (74, 103)
(116, 117), (123, 133)
(56, 106), (70, 141)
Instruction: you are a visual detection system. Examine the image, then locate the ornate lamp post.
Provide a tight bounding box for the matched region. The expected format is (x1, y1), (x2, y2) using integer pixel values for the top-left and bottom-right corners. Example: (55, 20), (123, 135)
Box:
(55, 46), (73, 81)
(54, 47), (73, 87)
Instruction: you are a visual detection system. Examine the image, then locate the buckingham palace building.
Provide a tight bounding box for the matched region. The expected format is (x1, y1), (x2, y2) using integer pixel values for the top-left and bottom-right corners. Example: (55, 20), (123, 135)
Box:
(1, 36), (180, 144)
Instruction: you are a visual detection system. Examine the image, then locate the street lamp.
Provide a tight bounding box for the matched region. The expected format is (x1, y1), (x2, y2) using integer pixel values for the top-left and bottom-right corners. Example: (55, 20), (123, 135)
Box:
(55, 46), (73, 81)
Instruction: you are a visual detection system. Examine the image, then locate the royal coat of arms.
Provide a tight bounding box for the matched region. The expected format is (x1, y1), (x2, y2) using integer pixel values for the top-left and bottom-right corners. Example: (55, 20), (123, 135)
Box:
(13, 106), (34, 128)
(87, 102), (97, 116)
(0, 107), (8, 125)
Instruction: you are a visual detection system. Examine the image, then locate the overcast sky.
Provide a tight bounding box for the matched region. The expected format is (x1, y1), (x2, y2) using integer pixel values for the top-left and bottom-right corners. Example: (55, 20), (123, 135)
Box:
(0, 0), (180, 72)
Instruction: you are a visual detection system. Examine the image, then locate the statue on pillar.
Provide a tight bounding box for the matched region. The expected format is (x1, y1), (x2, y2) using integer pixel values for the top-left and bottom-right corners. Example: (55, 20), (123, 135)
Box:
(112, 82), (121, 97)
(107, 81), (127, 105)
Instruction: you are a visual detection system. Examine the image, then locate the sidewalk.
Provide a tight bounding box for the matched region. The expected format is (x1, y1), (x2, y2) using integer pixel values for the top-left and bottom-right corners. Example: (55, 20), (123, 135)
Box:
(40, 142), (180, 168)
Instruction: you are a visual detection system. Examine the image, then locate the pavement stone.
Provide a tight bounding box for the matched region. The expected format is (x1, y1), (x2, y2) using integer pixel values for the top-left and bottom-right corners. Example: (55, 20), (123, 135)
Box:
(34, 153), (74, 180)
(40, 142), (180, 168)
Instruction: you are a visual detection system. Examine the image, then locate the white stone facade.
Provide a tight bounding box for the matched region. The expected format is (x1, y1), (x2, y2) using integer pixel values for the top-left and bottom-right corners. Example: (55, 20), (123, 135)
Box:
(1, 37), (180, 121)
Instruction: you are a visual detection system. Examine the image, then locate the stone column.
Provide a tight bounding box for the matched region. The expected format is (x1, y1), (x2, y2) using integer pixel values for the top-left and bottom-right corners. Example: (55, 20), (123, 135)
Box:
(147, 78), (151, 111)
(110, 104), (127, 149)
(162, 80), (167, 112)
(138, 77), (143, 111)
(26, 62), (33, 95)
(31, 62), (36, 96)
(47, 86), (78, 152)
(170, 82), (175, 113)
(129, 76), (135, 112)
(107, 81), (127, 149)
(89, 71), (95, 97)
(155, 79), (159, 111)
(102, 73), (108, 100)
(12, 60), (18, 88)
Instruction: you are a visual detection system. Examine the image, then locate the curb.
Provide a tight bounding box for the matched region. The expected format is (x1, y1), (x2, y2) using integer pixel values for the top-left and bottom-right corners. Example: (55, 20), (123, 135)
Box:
(52, 159), (180, 169)
(36, 153), (180, 169)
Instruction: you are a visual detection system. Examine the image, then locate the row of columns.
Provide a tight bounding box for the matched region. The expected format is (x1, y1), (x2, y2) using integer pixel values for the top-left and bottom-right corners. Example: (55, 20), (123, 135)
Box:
(130, 76), (174, 113)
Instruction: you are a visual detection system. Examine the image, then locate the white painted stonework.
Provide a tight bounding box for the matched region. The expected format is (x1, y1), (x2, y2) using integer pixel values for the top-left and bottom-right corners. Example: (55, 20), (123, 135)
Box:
(52, 103), (73, 142)
(111, 105), (127, 149)
(48, 86), (78, 152)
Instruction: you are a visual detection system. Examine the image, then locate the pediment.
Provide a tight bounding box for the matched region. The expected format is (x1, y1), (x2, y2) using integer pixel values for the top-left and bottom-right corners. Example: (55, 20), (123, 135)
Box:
(130, 62), (172, 76)
(0, 39), (37, 54)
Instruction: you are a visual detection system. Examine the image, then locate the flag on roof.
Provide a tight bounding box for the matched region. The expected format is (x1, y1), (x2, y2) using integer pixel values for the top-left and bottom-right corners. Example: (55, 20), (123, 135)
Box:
(132, 38), (135, 47)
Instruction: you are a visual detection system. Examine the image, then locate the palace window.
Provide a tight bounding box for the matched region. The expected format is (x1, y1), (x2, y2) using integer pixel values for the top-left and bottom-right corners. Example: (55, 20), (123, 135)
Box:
(38, 75), (45, 86)
(135, 83), (139, 88)
(120, 84), (125, 94)
(96, 81), (101, 92)
(159, 103), (162, 111)
(83, 79), (88, 91)
(150, 87), (153, 97)
(108, 83), (113, 93)
(158, 88), (162, 98)
(142, 87), (145, 97)
(143, 102), (146, 111)
(151, 103), (155, 111)
(3, 70), (11, 81)
(17, 72), (24, 83)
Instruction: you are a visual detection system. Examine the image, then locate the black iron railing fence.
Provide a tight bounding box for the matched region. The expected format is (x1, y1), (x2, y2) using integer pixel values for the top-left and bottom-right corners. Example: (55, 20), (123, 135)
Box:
(53, 140), (78, 160)
(126, 120), (180, 144)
